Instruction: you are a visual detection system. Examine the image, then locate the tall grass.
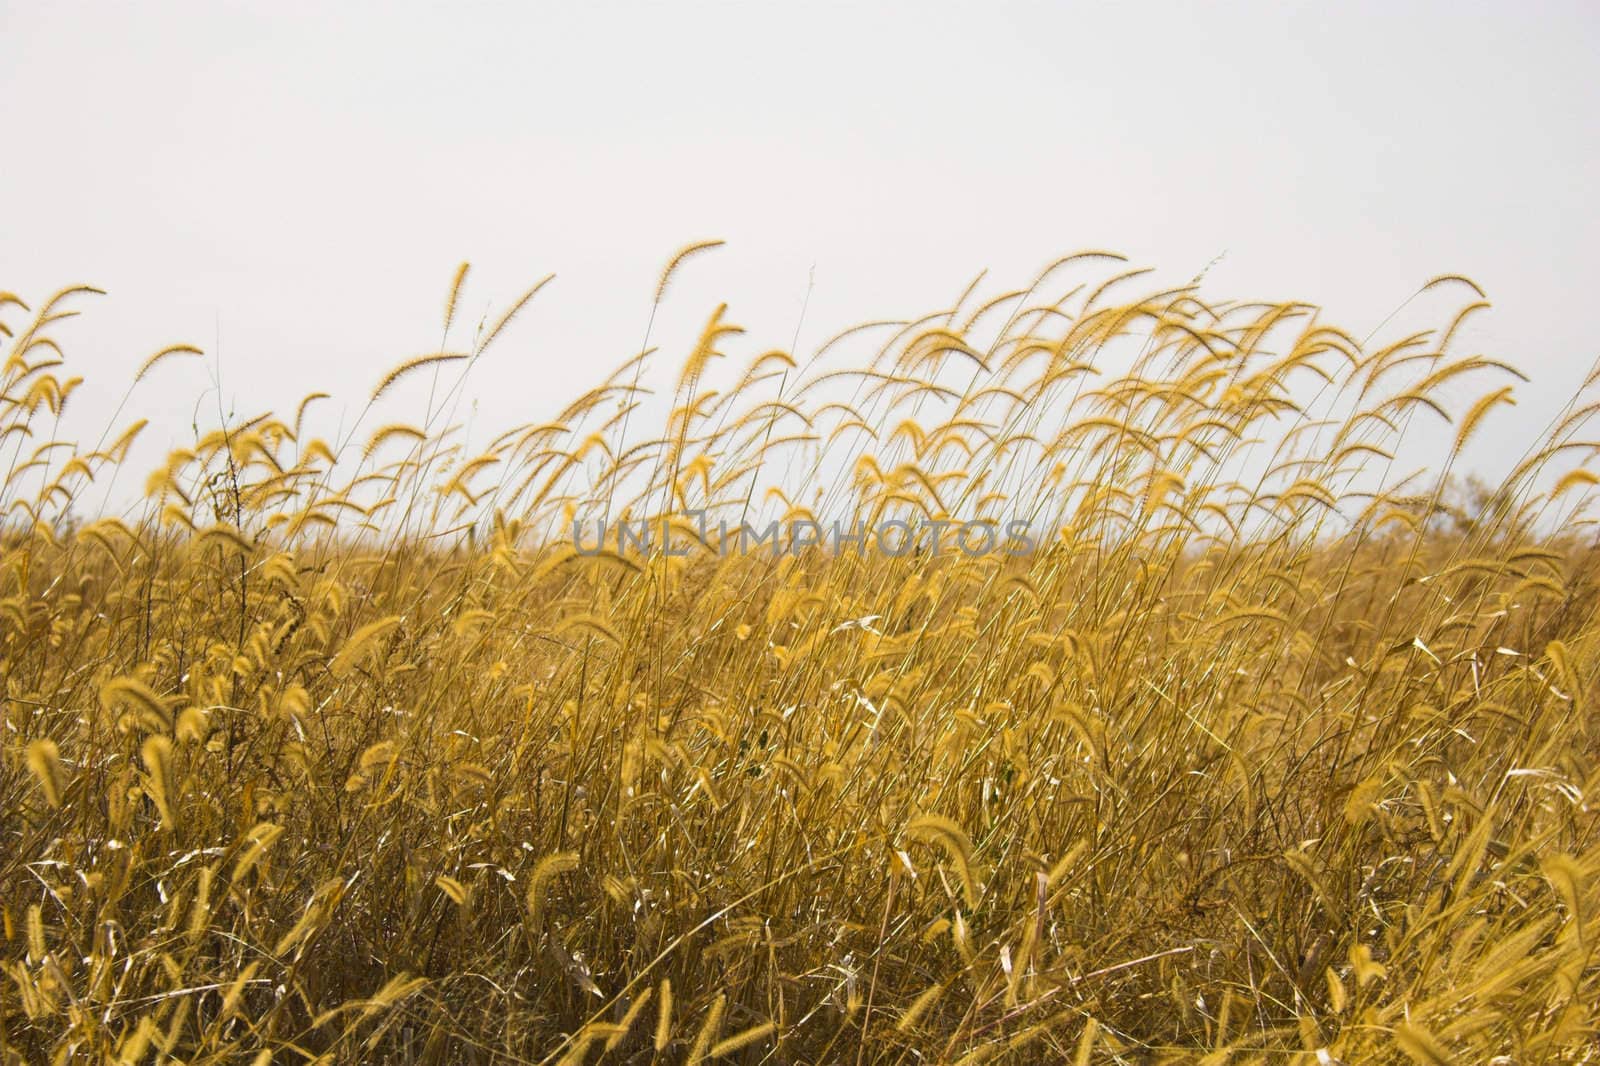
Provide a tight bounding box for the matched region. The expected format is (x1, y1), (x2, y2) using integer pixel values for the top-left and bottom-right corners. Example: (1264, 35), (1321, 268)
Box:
(0, 253), (1597, 1064)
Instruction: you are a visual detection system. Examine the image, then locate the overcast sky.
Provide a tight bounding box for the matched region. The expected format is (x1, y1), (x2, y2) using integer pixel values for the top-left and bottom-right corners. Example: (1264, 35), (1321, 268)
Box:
(3, 1), (1596, 484)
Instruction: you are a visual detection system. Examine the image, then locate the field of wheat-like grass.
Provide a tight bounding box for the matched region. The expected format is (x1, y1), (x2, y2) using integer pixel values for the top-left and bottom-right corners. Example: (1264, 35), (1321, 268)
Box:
(1, 251), (1597, 1064)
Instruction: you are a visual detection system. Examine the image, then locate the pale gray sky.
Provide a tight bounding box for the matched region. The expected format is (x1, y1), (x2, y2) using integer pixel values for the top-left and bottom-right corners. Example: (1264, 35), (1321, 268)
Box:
(3, 1), (1597, 484)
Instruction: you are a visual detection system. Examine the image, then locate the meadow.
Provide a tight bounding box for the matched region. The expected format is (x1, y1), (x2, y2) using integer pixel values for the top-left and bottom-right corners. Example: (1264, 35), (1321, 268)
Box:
(1, 249), (1597, 1064)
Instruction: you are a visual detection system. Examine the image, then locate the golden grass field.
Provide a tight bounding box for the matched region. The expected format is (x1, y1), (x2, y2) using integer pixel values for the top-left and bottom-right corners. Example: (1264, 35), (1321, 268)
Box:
(2, 249), (1598, 1064)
